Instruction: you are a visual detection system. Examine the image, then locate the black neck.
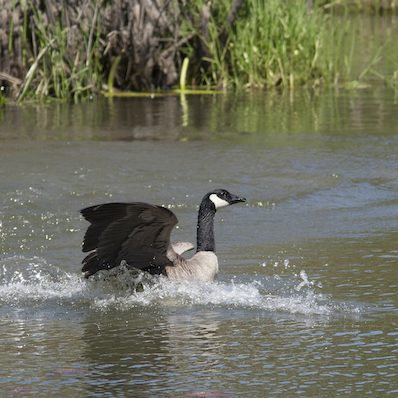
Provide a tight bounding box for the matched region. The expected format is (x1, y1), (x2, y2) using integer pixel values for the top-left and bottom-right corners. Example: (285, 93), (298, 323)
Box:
(196, 199), (216, 252)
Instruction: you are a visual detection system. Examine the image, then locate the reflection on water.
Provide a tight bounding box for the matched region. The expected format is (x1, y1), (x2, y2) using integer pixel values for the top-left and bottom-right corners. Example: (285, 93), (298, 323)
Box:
(1, 86), (398, 396)
(0, 87), (397, 142)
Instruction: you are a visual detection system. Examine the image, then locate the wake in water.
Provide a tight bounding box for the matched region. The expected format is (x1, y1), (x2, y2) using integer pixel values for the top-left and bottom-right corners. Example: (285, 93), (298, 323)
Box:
(0, 255), (359, 316)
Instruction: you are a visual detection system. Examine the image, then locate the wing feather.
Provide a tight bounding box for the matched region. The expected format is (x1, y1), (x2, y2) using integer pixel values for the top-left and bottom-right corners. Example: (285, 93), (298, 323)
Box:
(80, 202), (178, 277)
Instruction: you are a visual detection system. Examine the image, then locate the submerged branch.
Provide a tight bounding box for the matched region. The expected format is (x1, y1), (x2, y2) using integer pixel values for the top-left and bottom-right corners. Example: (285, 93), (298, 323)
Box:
(0, 72), (22, 86)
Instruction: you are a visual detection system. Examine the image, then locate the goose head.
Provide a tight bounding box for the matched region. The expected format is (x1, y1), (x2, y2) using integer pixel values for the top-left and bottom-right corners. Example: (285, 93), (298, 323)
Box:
(205, 189), (246, 210)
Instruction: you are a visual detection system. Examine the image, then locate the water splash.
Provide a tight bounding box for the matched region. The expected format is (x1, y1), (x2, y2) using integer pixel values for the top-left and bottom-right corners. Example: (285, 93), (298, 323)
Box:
(0, 255), (359, 316)
(0, 256), (87, 305)
(295, 270), (314, 291)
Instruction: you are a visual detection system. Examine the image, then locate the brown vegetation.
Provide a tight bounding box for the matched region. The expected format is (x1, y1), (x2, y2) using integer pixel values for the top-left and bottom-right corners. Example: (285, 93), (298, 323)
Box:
(0, 0), (244, 99)
(0, 1), (396, 100)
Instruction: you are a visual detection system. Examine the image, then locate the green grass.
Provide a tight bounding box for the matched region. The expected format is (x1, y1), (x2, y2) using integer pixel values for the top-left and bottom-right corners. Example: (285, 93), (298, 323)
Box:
(230, 0), (327, 87)
(182, 0), (356, 89)
(316, 0), (398, 14)
(16, 2), (103, 102)
(5, 0), (398, 101)
(0, 93), (6, 106)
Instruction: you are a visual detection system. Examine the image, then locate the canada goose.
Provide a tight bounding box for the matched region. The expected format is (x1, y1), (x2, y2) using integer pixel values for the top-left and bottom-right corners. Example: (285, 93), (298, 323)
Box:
(80, 189), (246, 282)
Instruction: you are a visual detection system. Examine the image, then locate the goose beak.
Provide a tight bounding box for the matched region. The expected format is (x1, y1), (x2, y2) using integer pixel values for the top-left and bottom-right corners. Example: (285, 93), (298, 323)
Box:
(229, 194), (246, 204)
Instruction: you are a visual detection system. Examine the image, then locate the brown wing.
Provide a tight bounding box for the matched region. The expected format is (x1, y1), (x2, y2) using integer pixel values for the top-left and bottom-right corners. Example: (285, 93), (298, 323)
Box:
(80, 202), (178, 277)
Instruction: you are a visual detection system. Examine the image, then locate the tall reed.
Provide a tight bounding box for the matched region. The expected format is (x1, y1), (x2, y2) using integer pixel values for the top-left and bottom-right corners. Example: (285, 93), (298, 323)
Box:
(185, 0), (353, 89)
(16, 1), (103, 102)
(1, 0), (396, 101)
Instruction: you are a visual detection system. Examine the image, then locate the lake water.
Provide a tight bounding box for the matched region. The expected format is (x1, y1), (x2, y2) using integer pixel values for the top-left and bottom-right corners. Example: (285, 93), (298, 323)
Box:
(1, 88), (398, 397)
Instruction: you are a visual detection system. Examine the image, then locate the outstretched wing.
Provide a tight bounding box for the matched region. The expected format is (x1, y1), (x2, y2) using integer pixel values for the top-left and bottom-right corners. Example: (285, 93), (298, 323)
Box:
(80, 202), (178, 277)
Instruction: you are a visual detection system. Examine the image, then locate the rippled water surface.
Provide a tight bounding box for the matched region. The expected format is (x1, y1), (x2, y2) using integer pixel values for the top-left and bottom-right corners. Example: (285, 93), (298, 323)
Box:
(1, 88), (398, 397)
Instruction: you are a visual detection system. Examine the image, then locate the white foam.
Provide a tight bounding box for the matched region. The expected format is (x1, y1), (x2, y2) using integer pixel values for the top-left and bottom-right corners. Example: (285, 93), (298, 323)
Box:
(0, 255), (359, 316)
(92, 278), (333, 315)
(0, 256), (87, 304)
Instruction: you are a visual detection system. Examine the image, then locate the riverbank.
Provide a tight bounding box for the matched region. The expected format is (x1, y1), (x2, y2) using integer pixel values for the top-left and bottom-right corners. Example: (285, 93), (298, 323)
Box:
(0, 0), (397, 102)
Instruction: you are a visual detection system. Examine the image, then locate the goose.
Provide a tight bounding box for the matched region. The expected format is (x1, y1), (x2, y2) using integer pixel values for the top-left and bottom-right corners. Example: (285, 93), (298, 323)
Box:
(80, 189), (246, 282)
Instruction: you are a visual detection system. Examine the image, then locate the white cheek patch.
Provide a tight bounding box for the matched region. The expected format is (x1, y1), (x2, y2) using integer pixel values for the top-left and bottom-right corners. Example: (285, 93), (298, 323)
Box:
(209, 194), (229, 209)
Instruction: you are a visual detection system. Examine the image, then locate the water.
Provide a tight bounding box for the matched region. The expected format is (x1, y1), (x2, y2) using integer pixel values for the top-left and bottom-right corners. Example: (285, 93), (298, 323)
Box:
(1, 88), (398, 397)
